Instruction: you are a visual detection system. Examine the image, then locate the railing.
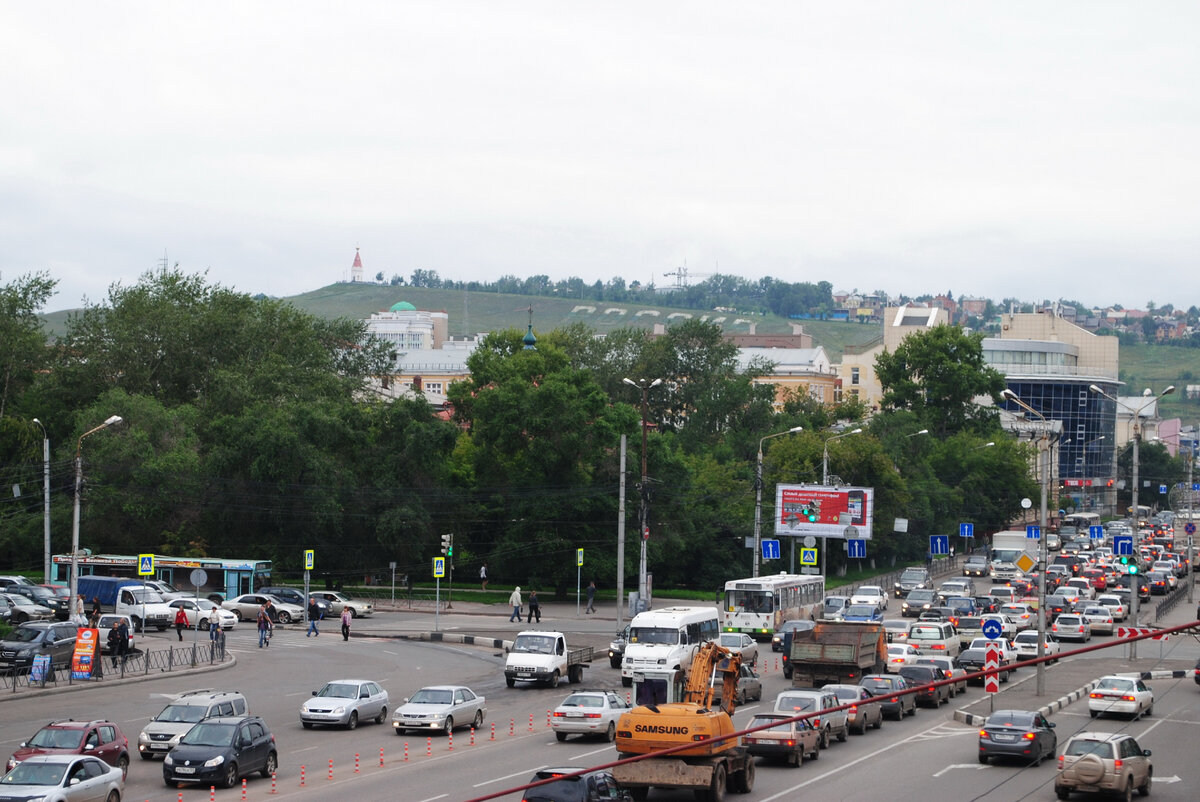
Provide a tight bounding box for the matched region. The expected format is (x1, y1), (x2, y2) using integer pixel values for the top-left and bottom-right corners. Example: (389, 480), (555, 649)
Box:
(1, 640), (231, 694)
(1153, 582), (1191, 623)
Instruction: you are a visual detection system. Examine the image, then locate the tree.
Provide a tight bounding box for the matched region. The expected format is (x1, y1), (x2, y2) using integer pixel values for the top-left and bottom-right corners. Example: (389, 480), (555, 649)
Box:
(0, 272), (56, 419)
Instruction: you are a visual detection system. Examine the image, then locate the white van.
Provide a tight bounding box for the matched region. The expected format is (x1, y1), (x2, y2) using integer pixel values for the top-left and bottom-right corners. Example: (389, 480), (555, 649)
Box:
(621, 606), (720, 687)
(906, 621), (960, 658)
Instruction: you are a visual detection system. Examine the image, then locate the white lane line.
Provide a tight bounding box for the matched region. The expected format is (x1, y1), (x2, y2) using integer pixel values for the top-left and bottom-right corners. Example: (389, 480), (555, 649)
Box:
(416, 795), (448, 802)
(933, 763), (987, 778)
(474, 765), (548, 787)
(293, 745), (320, 753)
(285, 691), (308, 697)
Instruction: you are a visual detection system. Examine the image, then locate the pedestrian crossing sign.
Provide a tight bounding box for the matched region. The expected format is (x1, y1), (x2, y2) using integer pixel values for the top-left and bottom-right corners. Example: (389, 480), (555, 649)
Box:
(304, 549), (315, 570)
(800, 547), (818, 566)
(577, 548), (584, 567)
(138, 554), (154, 576)
(433, 557), (446, 578)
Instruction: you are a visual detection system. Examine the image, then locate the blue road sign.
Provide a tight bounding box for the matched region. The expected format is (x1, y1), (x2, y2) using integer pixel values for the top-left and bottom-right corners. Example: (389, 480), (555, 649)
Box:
(1193, 483), (1199, 492)
(1186, 522), (1197, 536)
(981, 618), (1003, 640)
(138, 554), (154, 576)
(1089, 525), (1104, 540)
(959, 522), (974, 538)
(433, 557), (446, 578)
(1113, 535), (1134, 556)
(929, 535), (949, 556)
(800, 548), (818, 566)
(848, 539), (866, 559)
(1159, 484), (1167, 494)
(761, 539), (781, 560)
(1026, 525), (1041, 540)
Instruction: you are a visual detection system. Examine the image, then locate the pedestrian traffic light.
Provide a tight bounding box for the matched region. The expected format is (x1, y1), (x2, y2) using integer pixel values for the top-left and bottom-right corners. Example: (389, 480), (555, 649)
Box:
(441, 533), (453, 556)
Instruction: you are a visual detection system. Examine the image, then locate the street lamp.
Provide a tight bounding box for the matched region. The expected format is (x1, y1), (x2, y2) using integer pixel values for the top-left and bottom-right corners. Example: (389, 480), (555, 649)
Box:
(623, 378), (662, 610)
(973, 442), (996, 450)
(753, 426), (803, 578)
(31, 419), (50, 582)
(821, 427), (863, 577)
(1000, 388), (1055, 697)
(70, 415), (123, 614)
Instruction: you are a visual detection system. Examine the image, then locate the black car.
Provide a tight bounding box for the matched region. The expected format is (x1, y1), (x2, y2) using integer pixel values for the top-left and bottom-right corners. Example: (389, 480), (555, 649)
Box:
(978, 709), (1057, 766)
(962, 556), (990, 578)
(257, 587), (332, 617)
(1113, 574), (1151, 601)
(959, 648), (1011, 684)
(1051, 555), (1083, 576)
(5, 584), (69, 620)
(974, 595), (1002, 615)
(860, 674), (915, 719)
(773, 620), (816, 653)
(1194, 657), (1200, 687)
(901, 589), (938, 617)
(0, 622), (79, 675)
(898, 665), (950, 707)
(893, 567), (931, 598)
(163, 716), (277, 789)
(521, 767), (632, 802)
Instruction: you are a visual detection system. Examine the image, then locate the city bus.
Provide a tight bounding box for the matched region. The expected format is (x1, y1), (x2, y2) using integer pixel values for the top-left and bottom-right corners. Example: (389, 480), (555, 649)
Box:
(52, 553), (272, 600)
(721, 573), (826, 638)
(1062, 512), (1102, 533)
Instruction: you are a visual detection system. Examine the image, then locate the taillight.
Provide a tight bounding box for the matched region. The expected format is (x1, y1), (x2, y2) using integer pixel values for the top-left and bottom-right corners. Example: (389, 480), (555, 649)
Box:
(931, 644), (945, 650)
(979, 729), (987, 737)
(849, 705), (858, 713)
(1121, 695), (1136, 702)
(1114, 759), (1123, 769)
(1023, 732), (1036, 740)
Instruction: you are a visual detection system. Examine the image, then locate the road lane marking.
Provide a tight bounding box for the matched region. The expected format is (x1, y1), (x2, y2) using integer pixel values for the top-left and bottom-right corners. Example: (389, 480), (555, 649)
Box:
(933, 763), (987, 778)
(416, 795), (448, 801)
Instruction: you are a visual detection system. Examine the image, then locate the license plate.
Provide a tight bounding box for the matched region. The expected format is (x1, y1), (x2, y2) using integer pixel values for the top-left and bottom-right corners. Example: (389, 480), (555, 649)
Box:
(175, 767), (195, 774)
(517, 673), (531, 678)
(993, 734), (1015, 742)
(567, 711), (583, 717)
(151, 744), (169, 750)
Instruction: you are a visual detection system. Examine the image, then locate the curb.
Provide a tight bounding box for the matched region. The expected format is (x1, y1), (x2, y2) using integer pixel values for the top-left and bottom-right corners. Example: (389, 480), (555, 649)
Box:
(952, 679), (1099, 727)
(0, 653), (237, 704)
(391, 631), (515, 652)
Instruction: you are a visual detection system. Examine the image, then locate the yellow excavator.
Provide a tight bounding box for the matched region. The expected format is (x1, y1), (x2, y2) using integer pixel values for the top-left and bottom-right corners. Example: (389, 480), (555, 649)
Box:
(612, 641), (754, 800)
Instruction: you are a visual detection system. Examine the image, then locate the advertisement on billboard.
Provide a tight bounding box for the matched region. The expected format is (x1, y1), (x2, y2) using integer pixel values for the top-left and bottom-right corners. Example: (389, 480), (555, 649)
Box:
(774, 484), (874, 540)
(71, 627), (100, 680)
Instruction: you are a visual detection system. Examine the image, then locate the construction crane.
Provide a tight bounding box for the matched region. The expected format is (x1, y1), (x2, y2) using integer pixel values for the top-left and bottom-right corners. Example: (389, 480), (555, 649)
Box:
(662, 263), (715, 290)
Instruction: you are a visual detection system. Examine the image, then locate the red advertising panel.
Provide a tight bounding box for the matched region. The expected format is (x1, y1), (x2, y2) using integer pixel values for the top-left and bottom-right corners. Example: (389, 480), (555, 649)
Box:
(774, 484), (874, 540)
(71, 627), (100, 680)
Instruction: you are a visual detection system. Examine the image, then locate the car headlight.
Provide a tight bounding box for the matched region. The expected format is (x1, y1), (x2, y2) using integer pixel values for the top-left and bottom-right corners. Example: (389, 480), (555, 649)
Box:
(163, 755), (174, 766)
(332, 706), (345, 715)
(204, 755), (225, 768)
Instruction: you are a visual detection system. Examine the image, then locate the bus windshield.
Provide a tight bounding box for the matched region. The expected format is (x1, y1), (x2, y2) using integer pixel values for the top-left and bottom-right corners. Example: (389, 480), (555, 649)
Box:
(724, 590), (773, 613)
(629, 627), (680, 645)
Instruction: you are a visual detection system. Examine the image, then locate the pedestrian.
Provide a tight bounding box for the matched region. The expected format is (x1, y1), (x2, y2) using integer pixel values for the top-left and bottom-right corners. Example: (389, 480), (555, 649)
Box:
(174, 605), (189, 641)
(72, 594), (86, 626)
(527, 591), (541, 624)
(256, 605), (272, 648)
(107, 621), (121, 669)
(480, 563), (489, 591)
(925, 550), (933, 568)
(89, 596), (102, 623)
(306, 597), (321, 637)
(115, 617), (130, 667)
(340, 606), (352, 641)
(585, 580), (596, 614)
(209, 619), (223, 660)
(508, 586), (523, 622)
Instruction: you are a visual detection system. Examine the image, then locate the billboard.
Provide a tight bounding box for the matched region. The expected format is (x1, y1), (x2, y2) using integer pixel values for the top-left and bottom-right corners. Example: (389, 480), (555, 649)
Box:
(774, 484), (874, 540)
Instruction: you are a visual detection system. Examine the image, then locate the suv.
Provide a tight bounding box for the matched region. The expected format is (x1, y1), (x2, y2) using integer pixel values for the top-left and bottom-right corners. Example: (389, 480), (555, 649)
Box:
(893, 567), (931, 598)
(162, 715), (277, 789)
(521, 767), (632, 802)
(1055, 732), (1152, 799)
(138, 690), (249, 760)
(773, 688), (848, 749)
(0, 622), (78, 675)
(901, 589), (938, 617)
(7, 719), (130, 777)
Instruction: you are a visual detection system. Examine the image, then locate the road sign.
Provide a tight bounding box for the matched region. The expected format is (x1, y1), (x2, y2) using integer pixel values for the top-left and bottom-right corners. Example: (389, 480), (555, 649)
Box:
(847, 539), (866, 559)
(1015, 553), (1036, 574)
(189, 568), (207, 588)
(137, 554), (154, 577)
(984, 644), (1002, 694)
(1159, 484), (1167, 494)
(304, 549), (315, 570)
(433, 557), (446, 578)
(577, 548), (584, 567)
(1186, 522), (1197, 536)
(981, 618), (1003, 640)
(1113, 535), (1134, 556)
(1088, 525), (1104, 540)
(800, 547), (818, 566)
(1115, 627), (1164, 640)
(959, 522), (974, 538)
(761, 539), (781, 561)
(929, 535), (949, 556)
(1025, 525), (1040, 540)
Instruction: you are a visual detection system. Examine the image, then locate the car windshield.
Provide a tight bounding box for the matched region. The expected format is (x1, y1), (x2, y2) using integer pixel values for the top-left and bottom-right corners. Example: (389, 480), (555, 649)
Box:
(409, 689), (454, 706)
(317, 683), (359, 699)
(907, 591), (935, 601)
(749, 716), (794, 733)
(156, 582), (179, 593)
(512, 635), (557, 653)
(21, 587), (55, 601)
(28, 728), (84, 749)
(5, 627), (47, 643)
(900, 569), (925, 581)
(829, 687), (859, 701)
(157, 704), (208, 724)
(560, 695), (604, 708)
(1095, 677), (1135, 692)
(862, 678), (895, 691)
(986, 712), (1034, 728)
(1065, 739), (1116, 758)
(629, 627), (678, 646)
(719, 634), (742, 647)
(776, 694), (818, 712)
(181, 722), (236, 747)
(1, 761), (68, 786)
(845, 606), (876, 617)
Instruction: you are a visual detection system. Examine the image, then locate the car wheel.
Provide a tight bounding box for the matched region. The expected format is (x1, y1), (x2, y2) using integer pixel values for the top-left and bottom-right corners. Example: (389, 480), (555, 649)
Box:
(733, 758), (755, 793)
(837, 724), (847, 742)
(1144, 704), (1152, 717)
(222, 762), (239, 789)
(873, 712), (883, 729)
(140, 752), (154, 761)
(473, 710), (484, 730)
(376, 705), (387, 725)
(233, 610), (244, 622)
(819, 727), (830, 750)
(443, 716), (454, 736)
(710, 763), (726, 802)
(606, 722), (616, 742)
(979, 754), (989, 765)
(199, 617), (210, 631)
(106, 790), (120, 802)
(261, 751), (277, 779)
(736, 688), (746, 705)
(1121, 777), (1133, 802)
(621, 676), (632, 687)
(118, 755), (129, 779)
(1055, 787), (1071, 800)
(1138, 767), (1152, 797)
(506, 676), (516, 688)
(610, 658), (622, 669)
(556, 731), (568, 742)
(549, 669), (560, 689)
(277, 611), (292, 624)
(1089, 708), (1098, 718)
(347, 711), (358, 730)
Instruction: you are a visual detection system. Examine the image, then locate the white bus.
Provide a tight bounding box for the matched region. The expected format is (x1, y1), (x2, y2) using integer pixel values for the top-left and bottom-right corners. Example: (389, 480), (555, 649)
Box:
(722, 573), (825, 638)
(1062, 512), (1101, 532)
(620, 606), (720, 687)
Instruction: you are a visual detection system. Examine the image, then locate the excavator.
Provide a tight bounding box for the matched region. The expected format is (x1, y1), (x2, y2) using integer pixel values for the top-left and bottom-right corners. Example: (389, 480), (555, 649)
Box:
(612, 641), (755, 800)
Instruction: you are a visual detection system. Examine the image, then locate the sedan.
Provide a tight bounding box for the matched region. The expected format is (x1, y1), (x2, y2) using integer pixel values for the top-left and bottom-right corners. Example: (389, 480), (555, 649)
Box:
(710, 663), (763, 706)
(898, 665), (950, 707)
(1078, 605), (1114, 635)
(962, 556), (990, 577)
(1088, 675), (1153, 719)
(550, 690), (632, 742)
(0, 755), (124, 802)
(998, 604), (1037, 630)
(886, 643), (921, 672)
(842, 604), (883, 623)
(0, 592), (55, 624)
(1095, 594), (1128, 622)
(978, 709), (1057, 766)
(850, 585), (888, 611)
(1051, 614), (1091, 643)
(220, 594), (304, 624)
(913, 656), (968, 697)
(824, 683), (884, 734)
(167, 598), (238, 631)
(859, 674), (916, 719)
(967, 637), (1018, 665)
(392, 685), (486, 736)
(1012, 631), (1060, 662)
(881, 619), (909, 644)
(718, 632), (759, 666)
(301, 679), (388, 730)
(959, 648), (1011, 684)
(307, 591), (374, 618)
(821, 596), (851, 620)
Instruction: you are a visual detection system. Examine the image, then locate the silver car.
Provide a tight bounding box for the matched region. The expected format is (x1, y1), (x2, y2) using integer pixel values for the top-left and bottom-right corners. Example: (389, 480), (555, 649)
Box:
(220, 594), (304, 624)
(0, 592), (55, 624)
(307, 591), (373, 618)
(392, 685), (486, 736)
(301, 679), (388, 730)
(717, 632), (759, 667)
(550, 690), (632, 742)
(0, 754), (124, 801)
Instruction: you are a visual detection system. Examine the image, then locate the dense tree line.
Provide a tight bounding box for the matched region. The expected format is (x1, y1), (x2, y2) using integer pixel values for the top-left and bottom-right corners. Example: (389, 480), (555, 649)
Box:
(3, 270), (1043, 595)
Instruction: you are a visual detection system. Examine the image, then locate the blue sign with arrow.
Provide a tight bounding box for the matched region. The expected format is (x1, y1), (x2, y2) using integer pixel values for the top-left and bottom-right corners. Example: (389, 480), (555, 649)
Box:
(761, 539), (781, 561)
(981, 618), (1003, 640)
(1113, 535), (1134, 556)
(1089, 525), (1104, 540)
(929, 535), (949, 556)
(848, 539), (866, 559)
(959, 522), (974, 538)
(1026, 525), (1040, 540)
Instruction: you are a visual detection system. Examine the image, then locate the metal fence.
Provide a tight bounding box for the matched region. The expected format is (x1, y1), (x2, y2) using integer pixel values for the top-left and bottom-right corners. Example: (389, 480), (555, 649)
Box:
(2, 639), (230, 694)
(1153, 583), (1192, 623)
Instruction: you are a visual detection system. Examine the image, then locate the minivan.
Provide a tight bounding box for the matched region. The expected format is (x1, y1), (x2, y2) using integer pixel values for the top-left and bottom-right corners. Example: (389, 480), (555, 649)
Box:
(906, 621), (960, 658)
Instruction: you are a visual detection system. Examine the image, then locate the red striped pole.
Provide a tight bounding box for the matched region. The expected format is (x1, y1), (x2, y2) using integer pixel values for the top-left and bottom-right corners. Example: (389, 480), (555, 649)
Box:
(270, 772), (277, 794)
(241, 778), (247, 800)
(448, 732), (454, 751)
(404, 741), (409, 761)
(528, 713), (534, 731)
(470, 726), (475, 746)
(509, 718), (514, 736)
(300, 765), (305, 786)
(354, 752), (360, 773)
(379, 746), (385, 767)
(490, 722), (496, 740)
(426, 737), (432, 757)
(327, 758), (333, 780)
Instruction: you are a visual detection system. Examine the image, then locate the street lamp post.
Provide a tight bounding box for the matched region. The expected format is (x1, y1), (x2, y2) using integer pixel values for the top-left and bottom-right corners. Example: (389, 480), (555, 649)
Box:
(821, 428), (863, 578)
(32, 419), (50, 582)
(69, 416), (123, 612)
(623, 378), (661, 610)
(753, 427), (803, 578)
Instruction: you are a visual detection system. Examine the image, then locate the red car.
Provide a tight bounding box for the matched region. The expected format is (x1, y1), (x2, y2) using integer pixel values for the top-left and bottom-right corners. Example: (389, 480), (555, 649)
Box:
(6, 719), (129, 778)
(1081, 569), (1107, 592)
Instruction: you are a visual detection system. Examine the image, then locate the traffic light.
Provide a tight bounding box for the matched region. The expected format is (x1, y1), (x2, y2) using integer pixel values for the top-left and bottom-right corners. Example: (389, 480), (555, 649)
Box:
(441, 533), (453, 557)
(1119, 554), (1138, 574)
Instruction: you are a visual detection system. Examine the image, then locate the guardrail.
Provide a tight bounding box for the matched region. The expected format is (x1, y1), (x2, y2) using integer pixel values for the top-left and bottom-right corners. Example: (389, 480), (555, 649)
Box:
(1153, 582), (1191, 623)
(1, 640), (231, 694)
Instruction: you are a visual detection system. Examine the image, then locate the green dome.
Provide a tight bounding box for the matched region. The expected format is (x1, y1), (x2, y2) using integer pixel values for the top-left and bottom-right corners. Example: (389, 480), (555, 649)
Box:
(389, 301), (417, 312)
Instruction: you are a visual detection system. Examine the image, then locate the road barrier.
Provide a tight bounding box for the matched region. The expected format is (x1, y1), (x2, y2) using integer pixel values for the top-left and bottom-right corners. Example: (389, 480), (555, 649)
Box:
(1, 640), (231, 693)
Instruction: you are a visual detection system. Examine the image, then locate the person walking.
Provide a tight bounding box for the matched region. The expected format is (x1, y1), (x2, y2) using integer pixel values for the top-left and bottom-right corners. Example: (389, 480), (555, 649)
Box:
(508, 587), (523, 622)
(89, 597), (102, 625)
(526, 591), (541, 624)
(72, 594), (86, 626)
(106, 621), (121, 670)
(209, 619), (224, 660)
(306, 598), (321, 637)
(256, 605), (272, 648)
(174, 606), (189, 641)
(480, 563), (489, 591)
(585, 581), (596, 614)
(115, 617), (130, 667)
(340, 606), (352, 641)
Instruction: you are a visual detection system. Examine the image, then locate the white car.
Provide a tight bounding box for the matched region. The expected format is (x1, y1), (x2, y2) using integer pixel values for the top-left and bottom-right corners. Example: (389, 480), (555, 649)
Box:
(717, 632), (759, 667)
(142, 579), (189, 601)
(0, 754), (125, 802)
(968, 637), (1019, 665)
(220, 593), (304, 624)
(1012, 630), (1060, 662)
(550, 690), (632, 742)
(1088, 675), (1153, 719)
(886, 643), (921, 672)
(1064, 578), (1096, 600)
(850, 585), (888, 611)
(1095, 594), (1128, 622)
(301, 679), (389, 730)
(979, 613), (1018, 639)
(1051, 614), (1092, 642)
(167, 598), (238, 631)
(998, 604), (1037, 630)
(392, 685), (486, 735)
(1079, 605), (1115, 635)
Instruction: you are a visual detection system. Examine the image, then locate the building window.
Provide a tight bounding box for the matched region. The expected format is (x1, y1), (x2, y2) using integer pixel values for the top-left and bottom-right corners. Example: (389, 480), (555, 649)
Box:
(850, 367), (860, 386)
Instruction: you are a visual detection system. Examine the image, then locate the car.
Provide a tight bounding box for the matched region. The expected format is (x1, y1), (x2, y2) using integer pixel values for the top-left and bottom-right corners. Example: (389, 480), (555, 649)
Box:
(859, 674), (916, 719)
(881, 618), (909, 644)
(392, 685), (486, 736)
(771, 620), (815, 652)
(885, 643), (921, 672)
(944, 597), (978, 618)
(0, 575), (35, 589)
(220, 594), (304, 624)
(96, 614), (137, 654)
(974, 595), (1003, 614)
(1046, 533), (1062, 551)
(166, 598), (239, 631)
(917, 606), (956, 624)
(0, 622), (78, 675)
(520, 766), (632, 802)
(967, 637), (1018, 665)
(1054, 732), (1152, 800)
(958, 648), (1011, 684)
(901, 588), (938, 617)
(0, 592), (56, 624)
(255, 586), (332, 617)
(842, 604), (883, 623)
(1012, 630), (1061, 662)
(823, 683), (884, 734)
(913, 656), (968, 697)
(710, 663), (763, 706)
(898, 665), (950, 707)
(4, 584), (70, 620)
(1080, 568), (1108, 592)
(773, 688), (848, 748)
(138, 690), (249, 760)
(162, 716), (277, 789)
(306, 591), (374, 618)
(963, 555), (990, 577)
(850, 585), (888, 610)
(1145, 570), (1171, 595)
(550, 690), (632, 742)
(1052, 614), (1092, 642)
(1065, 577), (1097, 600)
(743, 714), (821, 766)
(1046, 563), (1071, 585)
(7, 719), (130, 777)
(1088, 675), (1153, 719)
(999, 603), (1039, 630)
(1078, 605), (1114, 635)
(608, 625), (629, 668)
(821, 596), (851, 620)
(1094, 594), (1128, 622)
(141, 579), (189, 601)
(0, 754), (125, 802)
(718, 632), (759, 666)
(938, 578), (977, 598)
(907, 620), (959, 656)
(978, 709), (1057, 766)
(893, 567), (931, 598)
(301, 679), (388, 730)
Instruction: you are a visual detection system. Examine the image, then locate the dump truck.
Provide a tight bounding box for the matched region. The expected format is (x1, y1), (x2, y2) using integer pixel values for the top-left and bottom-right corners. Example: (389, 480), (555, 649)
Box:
(784, 621), (886, 687)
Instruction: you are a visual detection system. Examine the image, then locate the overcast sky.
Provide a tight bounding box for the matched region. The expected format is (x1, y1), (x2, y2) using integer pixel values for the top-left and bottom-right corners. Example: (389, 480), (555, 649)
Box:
(4, 2), (1199, 313)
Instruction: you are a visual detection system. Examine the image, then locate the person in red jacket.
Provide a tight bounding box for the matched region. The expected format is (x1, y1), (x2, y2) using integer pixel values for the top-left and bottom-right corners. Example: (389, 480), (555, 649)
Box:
(174, 606), (189, 641)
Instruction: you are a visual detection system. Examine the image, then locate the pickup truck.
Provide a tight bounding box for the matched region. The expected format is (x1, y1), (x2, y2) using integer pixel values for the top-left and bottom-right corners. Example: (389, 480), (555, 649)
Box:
(504, 630), (593, 688)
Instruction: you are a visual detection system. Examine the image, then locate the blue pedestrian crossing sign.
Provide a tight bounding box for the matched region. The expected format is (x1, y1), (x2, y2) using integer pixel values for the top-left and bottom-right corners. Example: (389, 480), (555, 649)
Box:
(981, 618), (1003, 640)
(1089, 525), (1104, 540)
(959, 523), (974, 539)
(137, 554), (154, 577)
(761, 539), (781, 560)
(848, 539), (866, 559)
(800, 547), (818, 566)
(304, 549), (315, 570)
(1026, 525), (1040, 540)
(1113, 535), (1134, 556)
(929, 535), (949, 556)
(433, 557), (446, 578)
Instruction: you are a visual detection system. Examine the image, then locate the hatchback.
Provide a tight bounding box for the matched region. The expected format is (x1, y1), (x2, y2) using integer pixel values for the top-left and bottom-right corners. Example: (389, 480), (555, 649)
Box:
(521, 766), (632, 802)
(1051, 614), (1091, 643)
(824, 683), (884, 733)
(978, 709), (1056, 766)
(163, 716), (277, 789)
(300, 679), (388, 730)
(898, 665), (950, 707)
(859, 674), (915, 719)
(0, 755), (125, 802)
(7, 719), (129, 777)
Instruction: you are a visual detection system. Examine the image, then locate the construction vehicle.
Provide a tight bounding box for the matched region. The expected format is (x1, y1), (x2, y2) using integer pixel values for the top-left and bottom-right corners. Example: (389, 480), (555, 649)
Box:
(611, 641), (755, 801)
(784, 621), (886, 687)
